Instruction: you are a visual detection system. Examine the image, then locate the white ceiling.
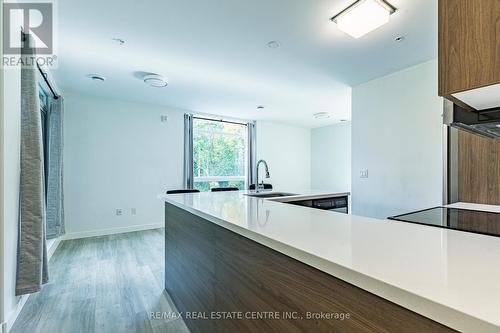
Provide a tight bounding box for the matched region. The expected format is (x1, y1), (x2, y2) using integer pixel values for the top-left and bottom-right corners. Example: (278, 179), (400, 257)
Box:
(53, 0), (437, 128)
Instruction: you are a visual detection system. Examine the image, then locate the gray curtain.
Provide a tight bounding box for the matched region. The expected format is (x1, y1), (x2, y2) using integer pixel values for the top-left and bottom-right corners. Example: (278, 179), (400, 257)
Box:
(16, 33), (49, 295)
(184, 114), (194, 189)
(46, 97), (65, 239)
(246, 121), (257, 188)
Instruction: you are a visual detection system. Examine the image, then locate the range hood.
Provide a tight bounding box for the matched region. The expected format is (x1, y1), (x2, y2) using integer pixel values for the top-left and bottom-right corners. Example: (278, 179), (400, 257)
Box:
(444, 101), (500, 139)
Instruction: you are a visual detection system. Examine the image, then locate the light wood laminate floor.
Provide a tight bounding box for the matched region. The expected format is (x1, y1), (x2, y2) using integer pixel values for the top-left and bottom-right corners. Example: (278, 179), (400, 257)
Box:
(11, 229), (189, 333)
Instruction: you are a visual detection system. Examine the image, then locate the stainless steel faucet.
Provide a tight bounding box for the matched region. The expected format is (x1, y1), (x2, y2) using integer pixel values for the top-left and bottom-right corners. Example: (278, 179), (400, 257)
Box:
(256, 159), (270, 192)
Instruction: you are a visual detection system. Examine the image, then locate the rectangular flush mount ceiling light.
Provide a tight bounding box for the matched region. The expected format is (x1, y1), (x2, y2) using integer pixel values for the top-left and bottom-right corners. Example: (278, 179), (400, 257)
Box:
(331, 0), (397, 38)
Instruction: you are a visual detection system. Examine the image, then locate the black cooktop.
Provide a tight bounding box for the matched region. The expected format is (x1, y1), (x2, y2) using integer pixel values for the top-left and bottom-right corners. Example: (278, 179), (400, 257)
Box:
(389, 207), (500, 237)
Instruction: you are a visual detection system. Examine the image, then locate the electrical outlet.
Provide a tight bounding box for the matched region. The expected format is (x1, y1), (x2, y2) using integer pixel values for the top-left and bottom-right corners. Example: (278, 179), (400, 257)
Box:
(160, 115), (168, 123)
(116, 209), (123, 216)
(360, 169), (369, 179)
(131, 208), (137, 215)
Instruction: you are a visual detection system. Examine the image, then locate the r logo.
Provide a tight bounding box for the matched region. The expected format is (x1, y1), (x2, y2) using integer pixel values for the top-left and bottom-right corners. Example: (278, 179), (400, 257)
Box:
(3, 2), (53, 54)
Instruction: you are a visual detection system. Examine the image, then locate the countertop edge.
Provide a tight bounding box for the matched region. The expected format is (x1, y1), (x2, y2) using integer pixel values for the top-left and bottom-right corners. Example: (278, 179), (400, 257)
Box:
(163, 198), (499, 333)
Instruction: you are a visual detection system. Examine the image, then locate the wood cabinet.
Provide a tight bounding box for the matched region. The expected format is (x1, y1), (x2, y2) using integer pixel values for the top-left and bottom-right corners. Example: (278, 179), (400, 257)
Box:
(165, 203), (456, 333)
(438, 0), (500, 100)
(458, 129), (500, 205)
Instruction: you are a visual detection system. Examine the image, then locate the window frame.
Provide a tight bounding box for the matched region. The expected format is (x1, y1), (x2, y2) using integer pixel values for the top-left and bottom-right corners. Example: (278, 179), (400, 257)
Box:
(185, 115), (256, 192)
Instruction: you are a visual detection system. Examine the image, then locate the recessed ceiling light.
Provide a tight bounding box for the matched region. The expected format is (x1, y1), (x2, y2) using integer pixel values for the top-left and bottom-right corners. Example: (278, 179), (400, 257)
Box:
(266, 41), (281, 49)
(331, 0), (397, 39)
(257, 105), (265, 110)
(340, 119), (348, 122)
(313, 112), (331, 119)
(112, 38), (125, 45)
(143, 74), (168, 88)
(87, 74), (106, 82)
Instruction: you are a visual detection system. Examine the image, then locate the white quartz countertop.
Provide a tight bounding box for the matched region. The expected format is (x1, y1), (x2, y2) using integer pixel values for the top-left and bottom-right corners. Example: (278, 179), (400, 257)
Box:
(160, 191), (500, 332)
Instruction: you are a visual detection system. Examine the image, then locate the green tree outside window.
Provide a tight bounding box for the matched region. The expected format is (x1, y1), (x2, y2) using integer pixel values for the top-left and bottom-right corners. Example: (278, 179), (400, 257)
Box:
(193, 119), (247, 191)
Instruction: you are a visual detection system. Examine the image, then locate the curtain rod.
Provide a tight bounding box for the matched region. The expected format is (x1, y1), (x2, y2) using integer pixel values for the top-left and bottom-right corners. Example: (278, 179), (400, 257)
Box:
(37, 64), (59, 100)
(193, 115), (248, 126)
(20, 30), (59, 100)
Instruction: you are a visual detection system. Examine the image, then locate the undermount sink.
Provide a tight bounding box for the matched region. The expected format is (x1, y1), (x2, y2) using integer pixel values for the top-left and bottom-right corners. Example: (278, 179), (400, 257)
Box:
(244, 192), (298, 198)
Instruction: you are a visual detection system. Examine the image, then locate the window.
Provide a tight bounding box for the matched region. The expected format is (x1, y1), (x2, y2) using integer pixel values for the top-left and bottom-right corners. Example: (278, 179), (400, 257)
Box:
(192, 117), (248, 191)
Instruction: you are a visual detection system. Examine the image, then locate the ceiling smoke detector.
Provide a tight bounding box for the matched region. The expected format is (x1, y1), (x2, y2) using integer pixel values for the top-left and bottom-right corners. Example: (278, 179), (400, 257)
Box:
(112, 38), (125, 45)
(143, 74), (168, 88)
(267, 41), (281, 49)
(87, 74), (106, 82)
(313, 112), (331, 119)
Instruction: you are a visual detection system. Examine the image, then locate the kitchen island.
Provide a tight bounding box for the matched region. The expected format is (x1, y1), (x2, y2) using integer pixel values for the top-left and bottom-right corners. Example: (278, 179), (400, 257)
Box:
(161, 190), (500, 333)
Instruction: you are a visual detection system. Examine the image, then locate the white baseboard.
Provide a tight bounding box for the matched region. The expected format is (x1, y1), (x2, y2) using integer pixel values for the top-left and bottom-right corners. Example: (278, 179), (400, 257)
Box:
(47, 237), (62, 260)
(5, 294), (29, 333)
(61, 223), (164, 240)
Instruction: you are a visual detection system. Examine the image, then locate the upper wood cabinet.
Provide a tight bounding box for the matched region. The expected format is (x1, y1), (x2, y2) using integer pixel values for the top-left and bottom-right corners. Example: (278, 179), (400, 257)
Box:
(438, 0), (500, 101)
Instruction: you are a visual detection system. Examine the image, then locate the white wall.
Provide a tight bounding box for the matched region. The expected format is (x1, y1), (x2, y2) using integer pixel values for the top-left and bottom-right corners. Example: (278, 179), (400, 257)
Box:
(63, 93), (185, 238)
(256, 121), (311, 190)
(64, 96), (313, 237)
(351, 60), (443, 219)
(0, 1), (5, 327)
(1, 44), (24, 333)
(2, 2), (27, 327)
(311, 122), (351, 192)
(1, 7), (33, 329)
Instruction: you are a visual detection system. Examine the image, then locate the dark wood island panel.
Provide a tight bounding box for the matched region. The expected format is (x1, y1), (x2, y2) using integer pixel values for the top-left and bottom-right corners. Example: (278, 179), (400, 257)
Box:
(165, 202), (456, 333)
